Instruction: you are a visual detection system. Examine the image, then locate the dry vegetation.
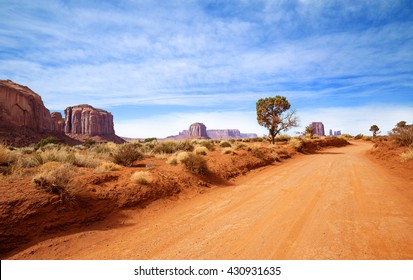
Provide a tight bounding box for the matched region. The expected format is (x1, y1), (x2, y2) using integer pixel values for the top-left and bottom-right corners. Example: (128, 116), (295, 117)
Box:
(0, 135), (350, 256)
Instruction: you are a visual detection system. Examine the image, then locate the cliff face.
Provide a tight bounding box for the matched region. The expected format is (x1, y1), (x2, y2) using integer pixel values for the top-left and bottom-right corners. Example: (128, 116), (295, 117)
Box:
(64, 105), (115, 136)
(188, 122), (209, 139)
(207, 129), (241, 139)
(0, 80), (54, 132)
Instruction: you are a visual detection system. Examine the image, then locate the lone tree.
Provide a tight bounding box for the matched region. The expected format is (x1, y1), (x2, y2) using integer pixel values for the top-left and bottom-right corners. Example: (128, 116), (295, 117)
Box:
(369, 124), (380, 137)
(256, 95), (298, 144)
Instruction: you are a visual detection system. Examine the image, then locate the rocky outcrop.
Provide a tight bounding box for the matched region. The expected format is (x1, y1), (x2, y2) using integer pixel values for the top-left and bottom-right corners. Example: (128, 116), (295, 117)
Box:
(64, 105), (115, 136)
(0, 80), (54, 132)
(50, 112), (65, 133)
(167, 123), (258, 140)
(207, 129), (241, 139)
(188, 122), (209, 139)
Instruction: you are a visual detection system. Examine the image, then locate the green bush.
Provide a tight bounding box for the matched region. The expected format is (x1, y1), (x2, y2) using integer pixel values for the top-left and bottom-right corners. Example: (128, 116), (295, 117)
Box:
(36, 136), (60, 150)
(181, 153), (208, 175)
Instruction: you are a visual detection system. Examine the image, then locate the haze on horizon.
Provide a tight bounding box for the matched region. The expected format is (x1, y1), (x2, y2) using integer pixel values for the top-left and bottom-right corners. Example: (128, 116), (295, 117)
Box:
(1, 0), (412, 138)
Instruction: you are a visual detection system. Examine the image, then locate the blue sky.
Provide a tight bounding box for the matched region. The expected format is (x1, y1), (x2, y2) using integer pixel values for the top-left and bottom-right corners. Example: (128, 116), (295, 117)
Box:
(1, 0), (412, 138)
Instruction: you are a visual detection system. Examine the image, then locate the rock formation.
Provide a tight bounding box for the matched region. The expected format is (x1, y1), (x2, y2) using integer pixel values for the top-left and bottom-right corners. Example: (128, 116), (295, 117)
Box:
(50, 112), (65, 133)
(311, 122), (325, 137)
(207, 129), (241, 139)
(64, 105), (115, 136)
(167, 123), (258, 140)
(0, 80), (55, 132)
(188, 122), (209, 139)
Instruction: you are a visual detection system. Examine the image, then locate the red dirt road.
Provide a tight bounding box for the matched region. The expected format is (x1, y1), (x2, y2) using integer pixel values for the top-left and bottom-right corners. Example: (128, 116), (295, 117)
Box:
(8, 142), (413, 259)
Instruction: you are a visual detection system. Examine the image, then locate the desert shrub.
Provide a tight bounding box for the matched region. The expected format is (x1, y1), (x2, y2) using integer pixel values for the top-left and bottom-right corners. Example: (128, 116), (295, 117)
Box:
(111, 143), (143, 166)
(354, 134), (364, 140)
(74, 154), (102, 168)
(32, 148), (74, 166)
(289, 138), (303, 151)
(400, 149), (413, 162)
(181, 153), (208, 175)
(194, 146), (208, 155)
(130, 171), (153, 185)
(142, 137), (157, 143)
(363, 136), (372, 141)
(219, 141), (232, 148)
(83, 138), (96, 148)
(35, 136), (60, 150)
(152, 140), (194, 154)
(391, 126), (413, 147)
(275, 134), (291, 142)
(221, 147), (234, 155)
(33, 163), (77, 202)
(0, 144), (14, 165)
(167, 156), (178, 166)
(95, 161), (122, 173)
(234, 142), (248, 150)
(176, 151), (190, 163)
(251, 147), (265, 158)
(198, 140), (215, 151)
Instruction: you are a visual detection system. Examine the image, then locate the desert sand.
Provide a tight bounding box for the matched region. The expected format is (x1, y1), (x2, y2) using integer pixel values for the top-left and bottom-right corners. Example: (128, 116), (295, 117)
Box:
(7, 141), (413, 260)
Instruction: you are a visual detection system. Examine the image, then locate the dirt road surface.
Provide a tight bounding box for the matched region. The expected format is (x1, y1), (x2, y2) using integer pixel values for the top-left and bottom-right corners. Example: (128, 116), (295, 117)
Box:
(8, 142), (413, 259)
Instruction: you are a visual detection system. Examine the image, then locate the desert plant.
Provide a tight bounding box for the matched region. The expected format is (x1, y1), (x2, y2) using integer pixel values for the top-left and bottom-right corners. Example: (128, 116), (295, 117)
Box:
(288, 138), (303, 151)
(152, 141), (194, 154)
(33, 163), (77, 202)
(390, 124), (413, 147)
(400, 149), (413, 162)
(219, 141), (232, 148)
(275, 134), (291, 142)
(198, 140), (215, 151)
(35, 136), (60, 150)
(369, 125), (380, 137)
(95, 161), (122, 173)
(181, 153), (208, 175)
(83, 138), (96, 148)
(234, 142), (248, 150)
(194, 146), (208, 155)
(111, 143), (143, 166)
(130, 171), (153, 185)
(221, 147), (234, 155)
(354, 134), (364, 140)
(256, 95), (298, 144)
(0, 144), (14, 165)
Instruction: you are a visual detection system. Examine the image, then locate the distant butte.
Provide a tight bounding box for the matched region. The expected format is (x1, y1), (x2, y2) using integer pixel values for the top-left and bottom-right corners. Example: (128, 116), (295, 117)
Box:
(167, 122), (258, 140)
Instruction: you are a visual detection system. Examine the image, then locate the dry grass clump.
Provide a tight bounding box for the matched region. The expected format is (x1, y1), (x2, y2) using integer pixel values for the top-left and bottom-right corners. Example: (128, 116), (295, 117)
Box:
(33, 163), (78, 202)
(400, 149), (413, 162)
(234, 142), (248, 150)
(95, 161), (122, 173)
(152, 140), (194, 154)
(221, 147), (234, 155)
(130, 171), (153, 185)
(197, 140), (215, 151)
(111, 143), (143, 166)
(275, 134), (291, 142)
(194, 146), (208, 155)
(289, 138), (303, 151)
(219, 141), (232, 148)
(0, 144), (14, 165)
(181, 153), (208, 175)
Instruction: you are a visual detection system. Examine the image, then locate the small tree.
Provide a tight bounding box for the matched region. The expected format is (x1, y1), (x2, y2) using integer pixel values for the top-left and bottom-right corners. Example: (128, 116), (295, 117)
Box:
(305, 124), (315, 138)
(256, 95), (298, 144)
(369, 125), (380, 137)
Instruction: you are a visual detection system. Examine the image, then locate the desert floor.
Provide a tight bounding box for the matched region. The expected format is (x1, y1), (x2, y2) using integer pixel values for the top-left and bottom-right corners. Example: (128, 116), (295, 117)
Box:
(7, 141), (413, 259)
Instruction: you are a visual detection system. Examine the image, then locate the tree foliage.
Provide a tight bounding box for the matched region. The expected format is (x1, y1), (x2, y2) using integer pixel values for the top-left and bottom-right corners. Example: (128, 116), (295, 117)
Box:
(369, 125), (380, 137)
(256, 95), (298, 144)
